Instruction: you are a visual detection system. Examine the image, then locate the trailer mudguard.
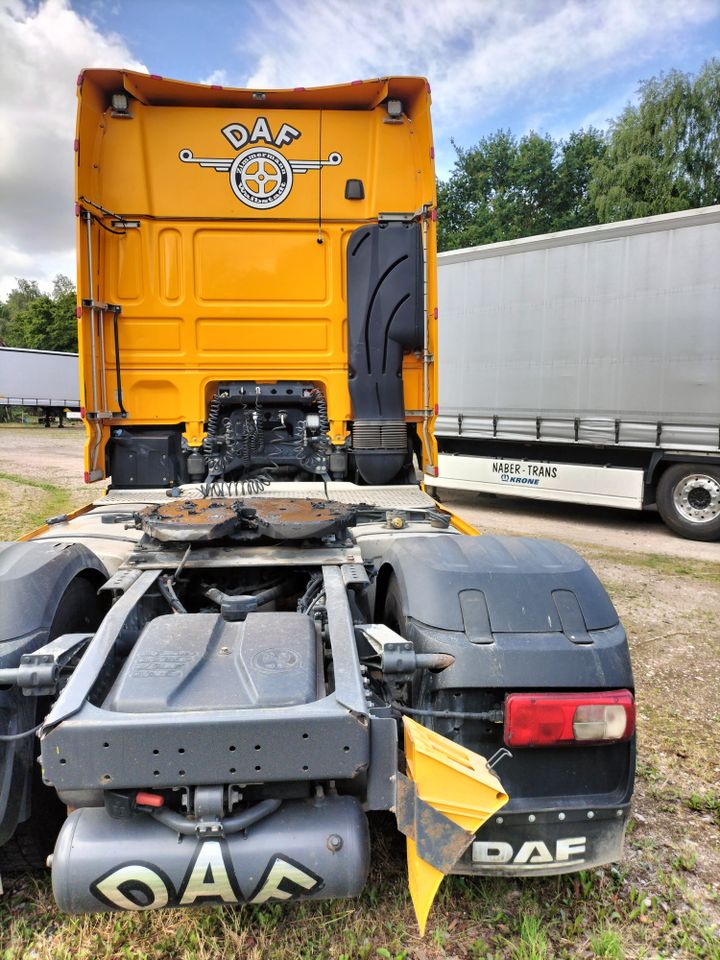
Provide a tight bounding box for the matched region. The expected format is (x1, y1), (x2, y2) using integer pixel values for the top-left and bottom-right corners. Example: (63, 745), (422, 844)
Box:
(0, 541), (107, 846)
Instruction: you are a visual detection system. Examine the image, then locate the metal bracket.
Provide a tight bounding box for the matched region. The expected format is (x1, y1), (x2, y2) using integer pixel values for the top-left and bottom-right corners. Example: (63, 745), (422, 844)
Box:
(81, 299), (121, 314)
(378, 211), (418, 223)
(486, 747), (512, 771)
(0, 633), (92, 696)
(99, 567), (144, 594)
(356, 624), (453, 680)
(341, 563), (370, 590)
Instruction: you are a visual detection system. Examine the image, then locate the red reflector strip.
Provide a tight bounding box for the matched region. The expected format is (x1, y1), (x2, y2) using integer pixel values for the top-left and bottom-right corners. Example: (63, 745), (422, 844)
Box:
(504, 690), (635, 747)
(136, 791), (164, 808)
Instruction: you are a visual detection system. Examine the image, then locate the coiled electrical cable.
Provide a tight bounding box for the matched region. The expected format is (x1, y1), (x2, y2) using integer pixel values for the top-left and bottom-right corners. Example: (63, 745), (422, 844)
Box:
(192, 474), (273, 498)
(309, 388), (330, 448)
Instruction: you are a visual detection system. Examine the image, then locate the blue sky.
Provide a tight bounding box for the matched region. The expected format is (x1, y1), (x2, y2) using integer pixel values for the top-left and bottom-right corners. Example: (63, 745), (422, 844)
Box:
(1, 0), (719, 296)
(73, 0), (720, 176)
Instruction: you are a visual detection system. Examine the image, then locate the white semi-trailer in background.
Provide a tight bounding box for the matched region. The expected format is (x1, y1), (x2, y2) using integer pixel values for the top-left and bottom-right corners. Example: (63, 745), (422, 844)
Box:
(428, 205), (720, 540)
(0, 347), (80, 424)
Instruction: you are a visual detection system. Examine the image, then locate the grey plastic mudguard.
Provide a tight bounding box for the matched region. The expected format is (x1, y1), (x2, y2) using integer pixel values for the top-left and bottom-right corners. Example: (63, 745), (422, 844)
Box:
(379, 535), (618, 633)
(0, 540), (107, 845)
(378, 534), (631, 689)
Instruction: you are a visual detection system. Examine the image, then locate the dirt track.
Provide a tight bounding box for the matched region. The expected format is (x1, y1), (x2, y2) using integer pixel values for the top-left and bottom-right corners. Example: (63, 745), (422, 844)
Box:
(438, 488), (720, 561)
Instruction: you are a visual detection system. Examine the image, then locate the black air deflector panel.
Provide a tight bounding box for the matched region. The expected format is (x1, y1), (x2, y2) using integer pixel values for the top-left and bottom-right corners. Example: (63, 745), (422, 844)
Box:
(346, 221), (424, 484)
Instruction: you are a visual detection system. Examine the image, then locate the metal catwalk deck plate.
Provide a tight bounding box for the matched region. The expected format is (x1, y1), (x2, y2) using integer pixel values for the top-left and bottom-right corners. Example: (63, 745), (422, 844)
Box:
(99, 483), (436, 510)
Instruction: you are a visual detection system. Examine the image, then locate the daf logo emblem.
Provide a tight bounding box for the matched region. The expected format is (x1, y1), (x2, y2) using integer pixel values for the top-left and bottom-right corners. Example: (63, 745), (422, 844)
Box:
(251, 648), (301, 672)
(179, 116), (342, 210)
(231, 147), (292, 209)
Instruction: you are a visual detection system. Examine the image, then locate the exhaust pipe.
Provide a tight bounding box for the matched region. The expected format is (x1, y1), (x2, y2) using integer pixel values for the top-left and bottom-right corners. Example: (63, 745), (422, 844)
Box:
(52, 797), (369, 914)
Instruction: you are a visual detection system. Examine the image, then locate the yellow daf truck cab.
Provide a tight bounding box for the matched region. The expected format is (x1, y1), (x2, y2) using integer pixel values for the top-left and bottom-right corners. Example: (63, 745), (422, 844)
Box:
(76, 71), (438, 491)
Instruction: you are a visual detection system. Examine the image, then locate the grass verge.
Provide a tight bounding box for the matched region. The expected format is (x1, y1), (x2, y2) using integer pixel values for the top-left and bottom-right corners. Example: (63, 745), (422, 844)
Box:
(0, 471), (79, 540)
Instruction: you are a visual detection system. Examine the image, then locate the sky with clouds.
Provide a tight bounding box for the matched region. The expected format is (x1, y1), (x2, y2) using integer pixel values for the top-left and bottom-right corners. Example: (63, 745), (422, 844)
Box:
(1, 0), (719, 298)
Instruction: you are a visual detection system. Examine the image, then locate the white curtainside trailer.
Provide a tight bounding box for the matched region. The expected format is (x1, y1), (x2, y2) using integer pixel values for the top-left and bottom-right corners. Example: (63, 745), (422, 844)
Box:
(0, 347), (80, 408)
(428, 205), (720, 540)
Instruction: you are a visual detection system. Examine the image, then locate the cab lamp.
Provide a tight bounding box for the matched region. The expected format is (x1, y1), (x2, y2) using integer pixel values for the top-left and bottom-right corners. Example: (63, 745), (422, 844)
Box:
(504, 690), (635, 747)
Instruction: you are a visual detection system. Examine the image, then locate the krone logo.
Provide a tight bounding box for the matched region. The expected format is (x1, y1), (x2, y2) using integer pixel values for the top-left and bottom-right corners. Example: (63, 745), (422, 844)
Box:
(179, 116), (342, 210)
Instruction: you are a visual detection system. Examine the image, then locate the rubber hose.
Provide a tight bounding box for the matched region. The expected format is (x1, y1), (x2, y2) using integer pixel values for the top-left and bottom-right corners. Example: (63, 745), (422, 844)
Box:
(151, 797), (282, 836)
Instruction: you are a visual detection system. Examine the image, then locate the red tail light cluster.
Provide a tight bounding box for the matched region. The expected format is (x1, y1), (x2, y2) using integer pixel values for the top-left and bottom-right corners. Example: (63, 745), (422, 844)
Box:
(504, 690), (635, 747)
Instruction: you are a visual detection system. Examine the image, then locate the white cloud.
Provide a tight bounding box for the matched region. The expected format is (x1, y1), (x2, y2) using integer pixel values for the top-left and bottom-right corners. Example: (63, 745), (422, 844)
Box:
(0, 0), (146, 298)
(1, 0), (717, 297)
(200, 67), (230, 86)
(228, 0), (716, 166)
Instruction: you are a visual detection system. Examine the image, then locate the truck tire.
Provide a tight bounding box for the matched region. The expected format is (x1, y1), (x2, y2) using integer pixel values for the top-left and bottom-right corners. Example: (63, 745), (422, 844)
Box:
(656, 464), (720, 541)
(381, 574), (407, 635)
(0, 575), (106, 871)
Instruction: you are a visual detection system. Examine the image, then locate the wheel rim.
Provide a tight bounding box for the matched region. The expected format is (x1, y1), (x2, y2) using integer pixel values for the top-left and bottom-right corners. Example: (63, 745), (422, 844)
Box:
(672, 473), (720, 524)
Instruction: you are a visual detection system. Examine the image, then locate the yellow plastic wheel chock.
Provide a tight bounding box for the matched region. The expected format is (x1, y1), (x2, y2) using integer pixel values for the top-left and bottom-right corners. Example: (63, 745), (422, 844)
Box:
(396, 716), (509, 935)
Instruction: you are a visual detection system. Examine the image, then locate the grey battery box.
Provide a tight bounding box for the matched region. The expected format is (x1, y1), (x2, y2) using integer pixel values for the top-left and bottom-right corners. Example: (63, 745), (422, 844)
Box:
(104, 612), (319, 713)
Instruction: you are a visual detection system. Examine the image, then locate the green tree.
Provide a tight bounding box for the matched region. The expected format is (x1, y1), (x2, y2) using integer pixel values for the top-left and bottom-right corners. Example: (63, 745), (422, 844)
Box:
(553, 129), (607, 230)
(437, 128), (606, 251)
(589, 59), (720, 221)
(0, 278), (41, 344)
(1, 276), (77, 352)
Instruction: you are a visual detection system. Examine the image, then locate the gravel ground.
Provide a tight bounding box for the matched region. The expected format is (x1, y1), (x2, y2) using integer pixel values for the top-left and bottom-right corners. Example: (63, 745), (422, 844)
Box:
(0, 424), (93, 494)
(436, 488), (720, 562)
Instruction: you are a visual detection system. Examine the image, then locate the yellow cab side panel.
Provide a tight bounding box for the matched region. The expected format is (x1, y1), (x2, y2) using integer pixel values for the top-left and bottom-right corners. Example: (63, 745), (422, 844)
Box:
(76, 71), (437, 481)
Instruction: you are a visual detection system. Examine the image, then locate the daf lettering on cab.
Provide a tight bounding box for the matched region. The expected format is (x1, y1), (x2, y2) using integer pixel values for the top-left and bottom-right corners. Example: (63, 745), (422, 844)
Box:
(428, 207), (720, 541)
(0, 71), (635, 937)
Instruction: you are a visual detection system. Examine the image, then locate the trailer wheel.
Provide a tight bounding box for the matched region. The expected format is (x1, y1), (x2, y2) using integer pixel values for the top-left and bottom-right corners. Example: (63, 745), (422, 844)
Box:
(0, 575), (106, 871)
(656, 464), (720, 541)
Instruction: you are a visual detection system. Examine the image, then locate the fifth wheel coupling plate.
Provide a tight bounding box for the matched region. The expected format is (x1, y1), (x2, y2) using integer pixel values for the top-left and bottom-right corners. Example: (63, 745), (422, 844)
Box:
(136, 497), (356, 542)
